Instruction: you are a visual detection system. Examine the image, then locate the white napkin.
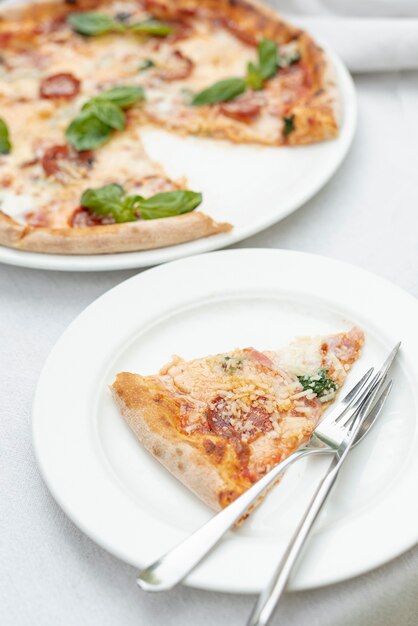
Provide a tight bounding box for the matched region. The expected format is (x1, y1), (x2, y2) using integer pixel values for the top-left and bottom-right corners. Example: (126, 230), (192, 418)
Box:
(268, 1), (418, 72)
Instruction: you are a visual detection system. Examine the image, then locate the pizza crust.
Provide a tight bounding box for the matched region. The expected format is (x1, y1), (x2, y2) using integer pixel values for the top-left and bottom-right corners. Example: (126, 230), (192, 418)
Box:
(0, 210), (231, 254)
(0, 0), (340, 255)
(112, 371), (280, 514)
(112, 329), (364, 513)
(112, 372), (230, 510)
(0, 212), (26, 247)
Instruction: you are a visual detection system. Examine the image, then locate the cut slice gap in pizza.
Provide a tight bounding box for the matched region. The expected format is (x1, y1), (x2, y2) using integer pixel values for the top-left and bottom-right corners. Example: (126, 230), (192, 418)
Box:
(0, 0), (340, 254)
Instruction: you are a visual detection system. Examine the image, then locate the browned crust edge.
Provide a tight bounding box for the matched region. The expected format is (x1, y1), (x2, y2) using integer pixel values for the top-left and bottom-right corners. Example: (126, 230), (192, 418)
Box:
(145, 0), (341, 144)
(0, 0), (341, 144)
(0, 211), (231, 254)
(0, 0), (339, 255)
(111, 372), (228, 510)
(112, 370), (280, 518)
(0, 212), (26, 247)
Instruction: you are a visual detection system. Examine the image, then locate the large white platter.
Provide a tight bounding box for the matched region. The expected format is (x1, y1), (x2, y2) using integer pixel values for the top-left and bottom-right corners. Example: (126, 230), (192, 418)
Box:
(33, 249), (418, 593)
(0, 46), (356, 271)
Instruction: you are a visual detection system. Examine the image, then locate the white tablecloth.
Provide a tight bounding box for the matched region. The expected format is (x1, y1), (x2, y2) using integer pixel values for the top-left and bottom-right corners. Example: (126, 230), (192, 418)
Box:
(1, 70), (418, 626)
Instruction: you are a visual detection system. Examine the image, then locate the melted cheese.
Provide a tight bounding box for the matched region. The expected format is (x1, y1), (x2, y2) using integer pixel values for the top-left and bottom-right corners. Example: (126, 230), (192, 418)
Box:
(157, 327), (363, 483)
(0, 0), (328, 228)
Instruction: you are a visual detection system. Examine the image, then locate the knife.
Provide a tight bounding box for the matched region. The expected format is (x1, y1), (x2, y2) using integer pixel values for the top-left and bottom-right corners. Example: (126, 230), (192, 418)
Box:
(247, 379), (393, 626)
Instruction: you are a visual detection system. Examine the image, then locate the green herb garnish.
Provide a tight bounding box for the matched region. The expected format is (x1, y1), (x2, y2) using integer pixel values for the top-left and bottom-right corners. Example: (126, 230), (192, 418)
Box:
(81, 184), (140, 223)
(67, 12), (124, 36)
(66, 86), (145, 151)
(257, 38), (279, 80)
(139, 190), (203, 219)
(245, 38), (278, 90)
(283, 114), (295, 136)
(0, 117), (11, 155)
(92, 86), (145, 109)
(130, 19), (173, 37)
(66, 112), (112, 151)
(193, 39), (281, 106)
(83, 101), (125, 130)
(67, 12), (173, 38)
(245, 62), (264, 91)
(138, 58), (155, 72)
(192, 78), (247, 106)
(221, 355), (243, 373)
(80, 185), (202, 223)
(298, 369), (337, 398)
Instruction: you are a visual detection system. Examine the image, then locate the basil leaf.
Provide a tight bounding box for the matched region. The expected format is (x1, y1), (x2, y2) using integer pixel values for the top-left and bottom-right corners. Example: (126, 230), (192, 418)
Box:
(67, 86), (144, 151)
(81, 184), (138, 223)
(245, 61), (264, 91)
(192, 78), (247, 106)
(94, 85), (145, 109)
(83, 100), (125, 130)
(138, 58), (155, 72)
(0, 117), (11, 155)
(257, 38), (278, 80)
(66, 111), (112, 150)
(139, 190), (202, 220)
(130, 19), (173, 37)
(81, 183), (124, 211)
(245, 39), (278, 90)
(283, 114), (295, 136)
(67, 11), (124, 36)
(79, 186), (202, 223)
(298, 369), (337, 398)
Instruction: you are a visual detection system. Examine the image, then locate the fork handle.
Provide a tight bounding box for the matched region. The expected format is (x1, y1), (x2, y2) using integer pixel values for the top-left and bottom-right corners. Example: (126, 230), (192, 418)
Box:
(247, 456), (340, 626)
(137, 446), (329, 592)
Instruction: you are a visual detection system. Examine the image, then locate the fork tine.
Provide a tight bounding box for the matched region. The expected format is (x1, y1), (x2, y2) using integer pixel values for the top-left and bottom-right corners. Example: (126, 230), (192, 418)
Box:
(341, 343), (400, 429)
(339, 368), (374, 405)
(319, 367), (374, 427)
(353, 380), (393, 445)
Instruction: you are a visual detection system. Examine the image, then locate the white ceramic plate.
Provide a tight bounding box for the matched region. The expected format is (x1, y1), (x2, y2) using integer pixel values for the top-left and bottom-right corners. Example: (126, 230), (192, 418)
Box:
(33, 249), (418, 593)
(0, 48), (356, 272)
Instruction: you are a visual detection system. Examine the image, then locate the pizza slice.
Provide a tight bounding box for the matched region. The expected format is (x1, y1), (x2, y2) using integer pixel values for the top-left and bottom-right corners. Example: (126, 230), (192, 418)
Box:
(112, 327), (364, 511)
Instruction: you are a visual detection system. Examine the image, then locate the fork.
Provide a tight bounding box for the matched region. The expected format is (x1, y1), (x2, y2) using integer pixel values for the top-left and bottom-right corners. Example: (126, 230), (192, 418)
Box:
(247, 378), (393, 626)
(137, 344), (399, 592)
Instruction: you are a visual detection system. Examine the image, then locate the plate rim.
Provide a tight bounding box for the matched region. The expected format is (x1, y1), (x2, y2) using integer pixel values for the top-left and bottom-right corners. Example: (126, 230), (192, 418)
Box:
(32, 248), (418, 593)
(0, 45), (356, 272)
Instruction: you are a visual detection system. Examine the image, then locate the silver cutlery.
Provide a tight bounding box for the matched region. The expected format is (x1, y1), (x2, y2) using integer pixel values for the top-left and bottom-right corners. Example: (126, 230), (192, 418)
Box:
(247, 378), (393, 626)
(137, 344), (399, 592)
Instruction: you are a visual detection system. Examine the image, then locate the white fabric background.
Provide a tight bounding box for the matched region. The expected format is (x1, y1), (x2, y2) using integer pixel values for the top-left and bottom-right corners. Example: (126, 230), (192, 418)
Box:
(1, 2), (418, 625)
(274, 0), (418, 71)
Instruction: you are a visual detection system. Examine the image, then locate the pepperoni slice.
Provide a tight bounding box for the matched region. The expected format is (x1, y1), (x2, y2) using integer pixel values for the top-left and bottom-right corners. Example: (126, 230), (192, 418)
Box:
(219, 95), (263, 123)
(156, 50), (194, 81)
(41, 145), (70, 176)
(41, 145), (94, 178)
(206, 397), (235, 439)
(206, 394), (273, 442)
(248, 404), (273, 433)
(70, 207), (115, 228)
(244, 348), (274, 369)
(40, 73), (81, 99)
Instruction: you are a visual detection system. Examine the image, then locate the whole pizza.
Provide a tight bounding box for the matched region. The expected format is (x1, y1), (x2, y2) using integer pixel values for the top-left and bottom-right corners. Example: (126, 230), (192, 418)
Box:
(0, 0), (341, 254)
